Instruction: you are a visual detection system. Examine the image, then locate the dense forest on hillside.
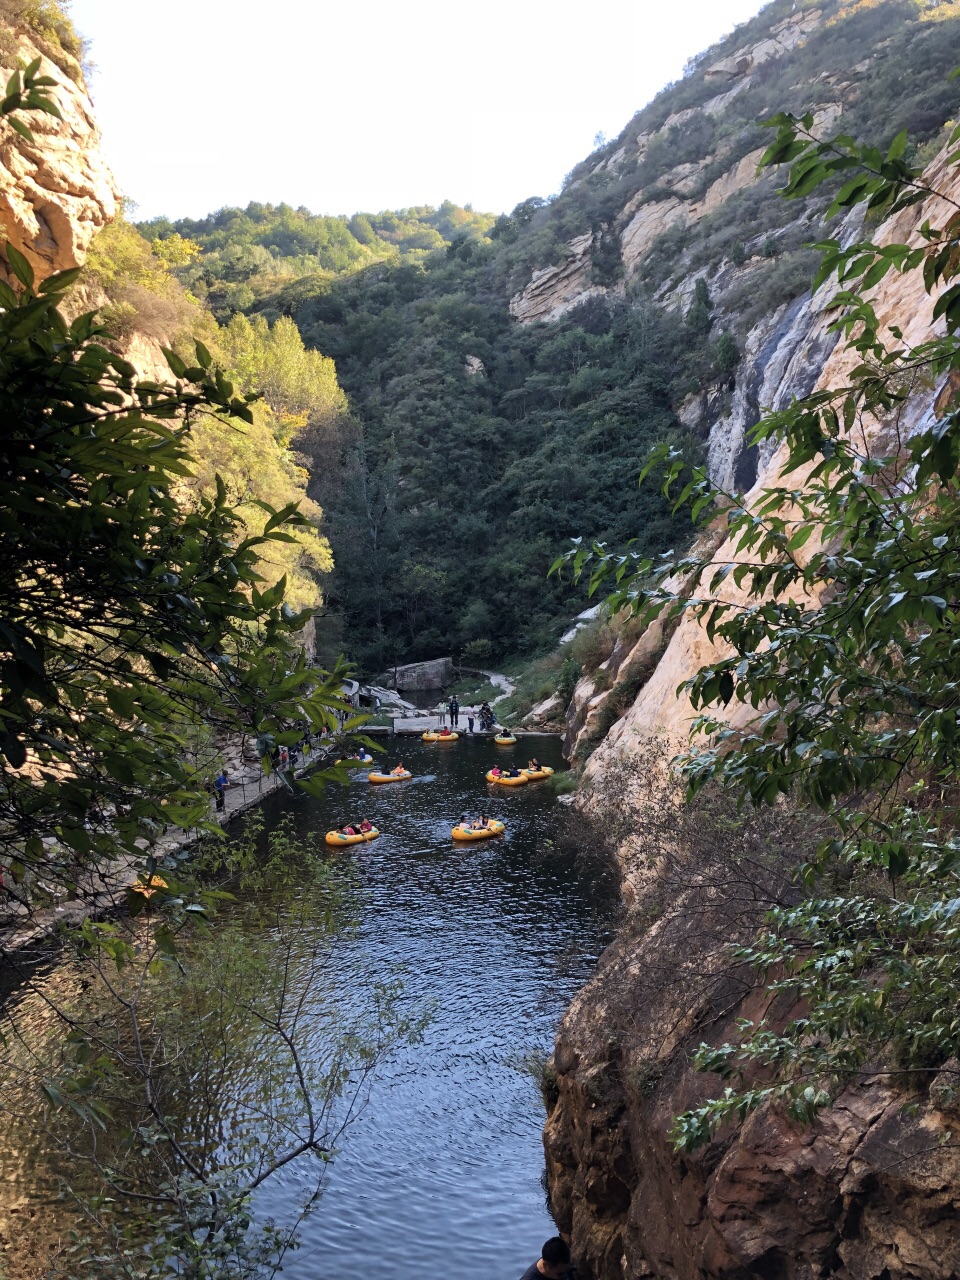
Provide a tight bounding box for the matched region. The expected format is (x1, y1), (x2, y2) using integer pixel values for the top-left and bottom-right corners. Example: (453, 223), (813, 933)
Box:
(80, 217), (348, 615)
(143, 0), (960, 675)
(297, 262), (719, 670)
(142, 208), (721, 672)
(139, 201), (494, 319)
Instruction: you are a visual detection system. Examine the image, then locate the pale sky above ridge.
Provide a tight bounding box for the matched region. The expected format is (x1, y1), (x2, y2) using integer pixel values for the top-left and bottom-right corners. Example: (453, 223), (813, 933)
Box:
(68, 0), (769, 222)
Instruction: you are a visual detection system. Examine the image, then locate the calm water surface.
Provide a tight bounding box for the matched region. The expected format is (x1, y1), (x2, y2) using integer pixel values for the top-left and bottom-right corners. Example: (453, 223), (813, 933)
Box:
(4, 735), (615, 1279)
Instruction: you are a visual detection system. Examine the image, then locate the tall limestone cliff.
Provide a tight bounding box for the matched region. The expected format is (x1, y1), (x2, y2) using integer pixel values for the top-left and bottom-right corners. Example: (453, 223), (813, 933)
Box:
(0, 15), (184, 395)
(0, 20), (118, 282)
(543, 70), (960, 1280)
(505, 0), (960, 502)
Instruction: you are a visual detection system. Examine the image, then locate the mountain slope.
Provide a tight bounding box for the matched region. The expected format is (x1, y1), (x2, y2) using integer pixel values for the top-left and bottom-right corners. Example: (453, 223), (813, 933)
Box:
(152, 0), (960, 677)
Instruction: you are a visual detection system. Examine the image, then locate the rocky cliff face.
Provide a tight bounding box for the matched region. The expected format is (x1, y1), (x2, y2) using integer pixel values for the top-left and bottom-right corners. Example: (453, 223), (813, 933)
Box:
(0, 31), (118, 282)
(507, 0), (931, 500)
(545, 141), (960, 1280)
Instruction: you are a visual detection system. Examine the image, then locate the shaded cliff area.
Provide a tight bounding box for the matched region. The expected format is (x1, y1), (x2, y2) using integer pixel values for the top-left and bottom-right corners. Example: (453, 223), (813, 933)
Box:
(542, 128), (960, 1280)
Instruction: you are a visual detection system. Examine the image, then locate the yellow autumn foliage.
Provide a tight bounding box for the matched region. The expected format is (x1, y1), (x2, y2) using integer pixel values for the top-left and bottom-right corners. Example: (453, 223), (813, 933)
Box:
(81, 219), (346, 614)
(219, 312), (347, 445)
(186, 406), (333, 614)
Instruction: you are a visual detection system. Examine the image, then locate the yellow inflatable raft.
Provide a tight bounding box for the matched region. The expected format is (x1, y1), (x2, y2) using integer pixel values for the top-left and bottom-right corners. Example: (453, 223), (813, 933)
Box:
(494, 735), (517, 745)
(336, 754), (374, 767)
(522, 766), (555, 781)
(451, 819), (506, 841)
(325, 827), (380, 846)
(368, 770), (412, 784)
(422, 731), (459, 742)
(485, 770), (529, 786)
(421, 732), (439, 742)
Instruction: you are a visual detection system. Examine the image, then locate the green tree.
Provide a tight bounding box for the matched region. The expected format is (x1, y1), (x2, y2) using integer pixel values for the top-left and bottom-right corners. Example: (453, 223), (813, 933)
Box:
(0, 248), (362, 911)
(714, 329), (739, 377)
(220, 311), (347, 440)
(686, 276), (712, 335)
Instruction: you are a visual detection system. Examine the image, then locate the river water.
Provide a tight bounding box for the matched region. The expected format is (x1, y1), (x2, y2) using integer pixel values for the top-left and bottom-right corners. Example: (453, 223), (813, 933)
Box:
(0, 734), (615, 1279)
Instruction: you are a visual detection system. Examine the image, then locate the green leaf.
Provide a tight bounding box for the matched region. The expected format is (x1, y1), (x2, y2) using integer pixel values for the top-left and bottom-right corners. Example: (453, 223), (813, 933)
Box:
(886, 130), (908, 163)
(7, 116), (34, 142)
(38, 266), (82, 294)
(4, 242), (34, 289)
(104, 686), (136, 719)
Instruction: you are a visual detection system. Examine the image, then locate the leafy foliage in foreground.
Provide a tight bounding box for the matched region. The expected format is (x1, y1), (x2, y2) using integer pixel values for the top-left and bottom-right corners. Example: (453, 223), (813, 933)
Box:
(2, 815), (420, 1278)
(0, 243), (366, 913)
(0, 77), (385, 1275)
(560, 109), (960, 1148)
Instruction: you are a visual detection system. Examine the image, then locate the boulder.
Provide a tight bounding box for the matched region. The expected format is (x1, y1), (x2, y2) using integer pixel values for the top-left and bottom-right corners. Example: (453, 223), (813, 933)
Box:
(377, 657), (454, 691)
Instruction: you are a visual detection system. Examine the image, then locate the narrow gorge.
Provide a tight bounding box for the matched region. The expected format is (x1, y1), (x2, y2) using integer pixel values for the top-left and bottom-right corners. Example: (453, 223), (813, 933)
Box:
(3, 0), (960, 1276)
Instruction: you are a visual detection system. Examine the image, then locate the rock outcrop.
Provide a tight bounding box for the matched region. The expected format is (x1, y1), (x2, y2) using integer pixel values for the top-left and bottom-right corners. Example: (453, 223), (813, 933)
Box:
(546, 145), (960, 1280)
(509, 231), (607, 324)
(507, 3), (866, 499)
(377, 655), (454, 691)
(703, 8), (822, 82)
(547, 919), (960, 1280)
(0, 33), (118, 282)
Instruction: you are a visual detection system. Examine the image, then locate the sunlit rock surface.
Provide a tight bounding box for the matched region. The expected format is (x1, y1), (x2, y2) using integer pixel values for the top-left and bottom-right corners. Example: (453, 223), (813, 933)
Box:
(0, 35), (118, 282)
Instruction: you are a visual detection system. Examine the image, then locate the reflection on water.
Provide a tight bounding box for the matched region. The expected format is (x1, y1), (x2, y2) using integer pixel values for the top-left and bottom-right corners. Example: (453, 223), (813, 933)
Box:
(0, 736), (615, 1279)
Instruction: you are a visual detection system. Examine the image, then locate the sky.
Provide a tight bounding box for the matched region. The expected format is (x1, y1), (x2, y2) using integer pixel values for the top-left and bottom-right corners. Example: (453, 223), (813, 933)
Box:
(68, 0), (770, 222)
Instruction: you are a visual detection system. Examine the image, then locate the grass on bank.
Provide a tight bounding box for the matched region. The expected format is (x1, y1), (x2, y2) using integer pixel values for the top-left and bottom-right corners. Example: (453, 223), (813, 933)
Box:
(448, 676), (502, 704)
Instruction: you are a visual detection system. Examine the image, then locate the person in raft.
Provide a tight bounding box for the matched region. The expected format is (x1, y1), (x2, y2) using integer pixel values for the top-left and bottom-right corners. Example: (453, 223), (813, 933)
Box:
(439, 725), (452, 736)
(519, 1236), (575, 1280)
(342, 818), (374, 835)
(489, 765), (502, 778)
(528, 757), (541, 771)
(507, 766), (522, 777)
(390, 762), (407, 775)
(458, 814), (488, 831)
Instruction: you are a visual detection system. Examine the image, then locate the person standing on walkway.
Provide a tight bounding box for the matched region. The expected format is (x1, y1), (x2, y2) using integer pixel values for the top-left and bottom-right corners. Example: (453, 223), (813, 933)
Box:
(467, 707), (476, 734)
(214, 769), (230, 813)
(450, 696), (459, 728)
